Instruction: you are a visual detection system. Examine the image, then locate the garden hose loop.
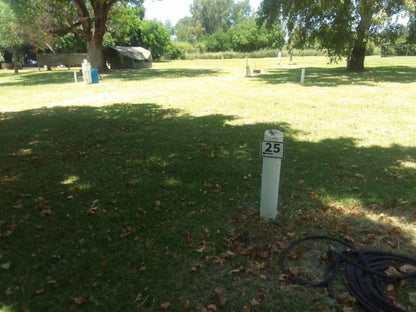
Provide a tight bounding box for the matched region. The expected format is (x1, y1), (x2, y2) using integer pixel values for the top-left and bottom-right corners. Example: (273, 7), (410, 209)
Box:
(279, 236), (416, 312)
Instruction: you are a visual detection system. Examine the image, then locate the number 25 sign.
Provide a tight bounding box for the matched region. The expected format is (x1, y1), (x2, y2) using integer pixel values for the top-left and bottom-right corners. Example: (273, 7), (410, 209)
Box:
(261, 141), (284, 159)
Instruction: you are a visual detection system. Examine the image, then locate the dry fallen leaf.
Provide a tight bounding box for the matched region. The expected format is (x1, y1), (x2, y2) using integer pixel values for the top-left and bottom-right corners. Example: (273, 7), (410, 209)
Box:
(307, 191), (319, 200)
(88, 200), (100, 214)
(256, 250), (269, 259)
(399, 264), (416, 274)
(207, 304), (217, 311)
(384, 239), (398, 249)
(203, 182), (212, 188)
(354, 173), (364, 179)
(155, 201), (162, 211)
(181, 300), (190, 310)
(385, 266), (401, 276)
(385, 284), (395, 296)
(250, 298), (260, 306)
(135, 293), (143, 302)
(160, 302), (170, 310)
(338, 292), (356, 304)
(39, 209), (53, 217)
(214, 287), (227, 306)
(197, 305), (208, 312)
(230, 266), (243, 274)
(278, 274), (291, 285)
(72, 297), (86, 305)
(120, 226), (136, 238)
(256, 261), (266, 270)
(196, 241), (208, 253)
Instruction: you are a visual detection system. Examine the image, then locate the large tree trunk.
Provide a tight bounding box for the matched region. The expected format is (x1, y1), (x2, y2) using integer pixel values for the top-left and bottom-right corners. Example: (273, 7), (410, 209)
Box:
(12, 48), (19, 74)
(87, 38), (106, 71)
(347, 42), (366, 71)
(347, 1), (372, 72)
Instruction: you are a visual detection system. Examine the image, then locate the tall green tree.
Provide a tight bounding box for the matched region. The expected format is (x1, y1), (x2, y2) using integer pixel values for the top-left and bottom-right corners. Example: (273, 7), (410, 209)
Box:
(104, 4), (170, 60)
(175, 16), (204, 42)
(258, 0), (407, 71)
(230, 0), (251, 26)
(71, 0), (144, 70)
(3, 0), (81, 54)
(0, 1), (24, 73)
(104, 3), (144, 47)
(229, 18), (284, 52)
(189, 0), (253, 35)
(139, 20), (170, 60)
(190, 0), (233, 34)
(205, 31), (231, 51)
(37, 0), (144, 70)
(407, 17), (416, 43)
(406, 0), (416, 43)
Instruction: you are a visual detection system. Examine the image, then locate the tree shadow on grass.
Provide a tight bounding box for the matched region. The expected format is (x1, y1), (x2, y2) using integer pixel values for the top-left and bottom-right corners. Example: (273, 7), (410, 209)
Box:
(0, 104), (415, 311)
(0, 68), (221, 87)
(0, 70), (78, 87)
(256, 65), (416, 86)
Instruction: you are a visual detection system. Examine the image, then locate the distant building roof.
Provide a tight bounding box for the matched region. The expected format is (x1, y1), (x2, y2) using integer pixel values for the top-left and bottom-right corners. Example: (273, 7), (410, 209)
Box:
(110, 46), (152, 61)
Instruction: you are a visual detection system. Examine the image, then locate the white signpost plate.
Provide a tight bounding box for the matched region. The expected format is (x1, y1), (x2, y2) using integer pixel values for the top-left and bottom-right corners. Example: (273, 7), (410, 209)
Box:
(261, 141), (284, 159)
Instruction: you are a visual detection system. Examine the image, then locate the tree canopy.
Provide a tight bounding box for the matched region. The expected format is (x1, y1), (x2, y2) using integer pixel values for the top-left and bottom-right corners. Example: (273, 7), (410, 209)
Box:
(175, 0), (285, 53)
(71, 0), (145, 70)
(25, 0), (144, 70)
(0, 0), (29, 73)
(0, 1), (20, 53)
(188, 0), (253, 35)
(0, 0), (175, 69)
(258, 0), (408, 71)
(104, 3), (144, 47)
(139, 20), (171, 60)
(190, 0), (234, 35)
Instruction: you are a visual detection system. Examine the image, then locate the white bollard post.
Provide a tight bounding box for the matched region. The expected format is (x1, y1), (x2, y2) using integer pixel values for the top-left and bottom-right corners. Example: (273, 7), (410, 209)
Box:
(245, 56), (251, 77)
(301, 68), (305, 84)
(260, 130), (284, 220)
(74, 71), (77, 83)
(81, 59), (92, 84)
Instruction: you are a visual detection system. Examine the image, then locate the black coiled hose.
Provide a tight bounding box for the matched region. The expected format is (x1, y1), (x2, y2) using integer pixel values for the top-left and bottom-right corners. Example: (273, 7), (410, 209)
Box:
(278, 236), (416, 312)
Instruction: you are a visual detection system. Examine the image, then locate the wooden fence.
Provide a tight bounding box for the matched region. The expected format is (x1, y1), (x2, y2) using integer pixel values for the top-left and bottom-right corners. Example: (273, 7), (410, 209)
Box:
(36, 53), (88, 69)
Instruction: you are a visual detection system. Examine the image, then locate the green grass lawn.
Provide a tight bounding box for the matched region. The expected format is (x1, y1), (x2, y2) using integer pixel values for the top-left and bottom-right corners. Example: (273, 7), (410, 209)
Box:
(1, 56), (416, 311)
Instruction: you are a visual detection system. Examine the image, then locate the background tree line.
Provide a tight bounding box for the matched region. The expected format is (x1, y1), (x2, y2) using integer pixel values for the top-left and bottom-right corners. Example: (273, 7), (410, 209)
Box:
(174, 0), (284, 54)
(1, 0), (416, 73)
(0, 0), (170, 71)
(0, 0), (285, 72)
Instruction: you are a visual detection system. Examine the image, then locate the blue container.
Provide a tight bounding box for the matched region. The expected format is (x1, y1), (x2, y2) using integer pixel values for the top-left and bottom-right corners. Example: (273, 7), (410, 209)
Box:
(91, 68), (99, 84)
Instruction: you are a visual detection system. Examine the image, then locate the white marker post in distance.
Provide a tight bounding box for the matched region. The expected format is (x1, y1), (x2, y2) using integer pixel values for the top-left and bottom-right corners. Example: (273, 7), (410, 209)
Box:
(260, 130), (284, 220)
(301, 68), (305, 84)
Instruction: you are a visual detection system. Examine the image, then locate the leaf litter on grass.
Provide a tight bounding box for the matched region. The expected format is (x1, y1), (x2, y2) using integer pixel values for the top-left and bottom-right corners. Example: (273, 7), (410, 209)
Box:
(1, 57), (416, 311)
(181, 198), (416, 312)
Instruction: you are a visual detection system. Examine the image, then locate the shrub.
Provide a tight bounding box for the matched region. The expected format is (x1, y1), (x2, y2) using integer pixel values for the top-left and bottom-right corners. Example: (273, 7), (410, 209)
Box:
(205, 32), (231, 52)
(164, 41), (186, 60)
